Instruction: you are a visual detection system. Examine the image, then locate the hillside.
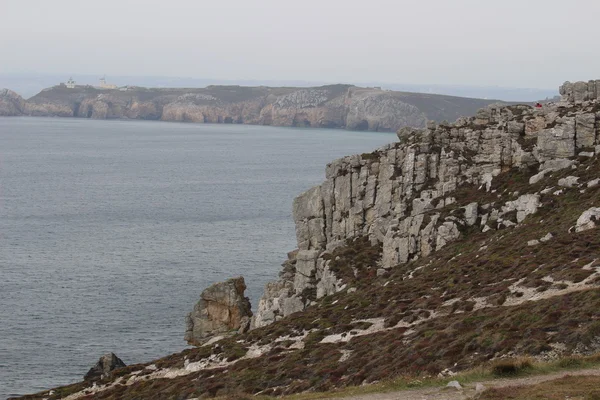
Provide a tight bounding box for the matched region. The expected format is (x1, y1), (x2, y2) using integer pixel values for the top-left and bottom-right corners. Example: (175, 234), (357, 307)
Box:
(0, 84), (503, 132)
(12, 79), (600, 399)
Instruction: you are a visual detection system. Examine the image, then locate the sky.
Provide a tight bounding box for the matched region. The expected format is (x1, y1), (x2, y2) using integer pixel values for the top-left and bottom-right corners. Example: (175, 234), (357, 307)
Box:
(2, 0), (600, 89)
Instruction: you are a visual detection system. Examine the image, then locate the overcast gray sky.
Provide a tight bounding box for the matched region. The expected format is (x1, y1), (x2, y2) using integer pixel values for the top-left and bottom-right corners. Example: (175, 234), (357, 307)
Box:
(2, 0), (599, 89)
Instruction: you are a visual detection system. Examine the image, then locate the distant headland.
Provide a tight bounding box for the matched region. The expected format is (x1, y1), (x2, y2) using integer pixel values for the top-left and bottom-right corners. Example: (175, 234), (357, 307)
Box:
(0, 79), (506, 132)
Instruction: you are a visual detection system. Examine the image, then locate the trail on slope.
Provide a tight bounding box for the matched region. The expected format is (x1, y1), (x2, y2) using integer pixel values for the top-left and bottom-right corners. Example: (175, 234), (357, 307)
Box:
(325, 367), (600, 400)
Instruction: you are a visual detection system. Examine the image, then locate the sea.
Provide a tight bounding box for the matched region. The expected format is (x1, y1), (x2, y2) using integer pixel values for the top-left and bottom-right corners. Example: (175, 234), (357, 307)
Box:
(0, 117), (394, 398)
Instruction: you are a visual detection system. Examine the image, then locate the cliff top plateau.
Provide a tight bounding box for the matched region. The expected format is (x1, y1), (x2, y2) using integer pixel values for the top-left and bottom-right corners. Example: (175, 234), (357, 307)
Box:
(12, 79), (600, 400)
(0, 83), (505, 132)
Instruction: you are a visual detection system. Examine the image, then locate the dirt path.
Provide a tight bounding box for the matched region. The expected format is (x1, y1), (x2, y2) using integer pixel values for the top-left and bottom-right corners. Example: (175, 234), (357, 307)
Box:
(326, 367), (600, 400)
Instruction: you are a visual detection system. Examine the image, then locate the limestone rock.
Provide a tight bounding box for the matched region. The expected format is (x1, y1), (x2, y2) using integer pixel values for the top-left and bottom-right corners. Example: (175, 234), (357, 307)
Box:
(541, 159), (576, 171)
(185, 277), (252, 346)
(83, 353), (126, 381)
(558, 176), (580, 188)
(587, 178), (600, 188)
(575, 208), (600, 232)
(446, 380), (462, 390)
(529, 169), (549, 185)
(536, 119), (576, 161)
(502, 194), (541, 223)
(575, 114), (596, 148)
(560, 80), (600, 102)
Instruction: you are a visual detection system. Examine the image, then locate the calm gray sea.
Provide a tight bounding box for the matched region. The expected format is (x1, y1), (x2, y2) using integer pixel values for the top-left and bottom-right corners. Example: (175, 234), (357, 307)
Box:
(0, 117), (393, 398)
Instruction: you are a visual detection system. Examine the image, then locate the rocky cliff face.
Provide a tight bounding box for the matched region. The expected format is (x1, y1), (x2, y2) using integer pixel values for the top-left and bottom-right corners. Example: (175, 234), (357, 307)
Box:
(0, 89), (25, 116)
(252, 80), (600, 328)
(185, 277), (252, 346)
(0, 84), (502, 131)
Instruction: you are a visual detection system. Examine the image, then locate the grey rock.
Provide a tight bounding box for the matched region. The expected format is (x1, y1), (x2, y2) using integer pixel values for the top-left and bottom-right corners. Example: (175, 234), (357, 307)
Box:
(502, 194), (541, 223)
(529, 169), (549, 185)
(575, 207), (600, 232)
(560, 80), (600, 102)
(575, 113), (596, 148)
(185, 277), (252, 346)
(446, 380), (462, 390)
(84, 353), (126, 381)
(587, 178), (600, 188)
(558, 176), (580, 188)
(464, 202), (479, 226)
(579, 151), (595, 158)
(541, 158), (576, 171)
(536, 119), (576, 161)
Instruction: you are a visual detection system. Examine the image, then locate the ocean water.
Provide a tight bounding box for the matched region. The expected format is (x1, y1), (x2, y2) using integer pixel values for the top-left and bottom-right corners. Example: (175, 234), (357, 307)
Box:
(0, 117), (394, 398)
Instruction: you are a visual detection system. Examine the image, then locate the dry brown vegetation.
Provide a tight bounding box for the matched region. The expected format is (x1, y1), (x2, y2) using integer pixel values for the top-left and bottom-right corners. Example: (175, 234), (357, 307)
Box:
(480, 374), (600, 399)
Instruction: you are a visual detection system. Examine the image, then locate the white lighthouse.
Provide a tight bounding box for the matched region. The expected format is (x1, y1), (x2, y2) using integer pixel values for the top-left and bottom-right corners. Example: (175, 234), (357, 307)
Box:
(98, 75), (117, 89)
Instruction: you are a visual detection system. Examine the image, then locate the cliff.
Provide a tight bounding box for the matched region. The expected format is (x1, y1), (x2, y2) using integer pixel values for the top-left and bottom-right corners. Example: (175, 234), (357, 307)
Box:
(251, 79), (600, 328)
(14, 80), (600, 399)
(0, 84), (503, 131)
(0, 89), (26, 116)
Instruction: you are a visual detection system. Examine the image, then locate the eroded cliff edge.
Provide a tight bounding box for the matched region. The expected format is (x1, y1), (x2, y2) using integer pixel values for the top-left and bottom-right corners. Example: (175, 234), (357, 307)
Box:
(252, 79), (600, 328)
(0, 84), (503, 131)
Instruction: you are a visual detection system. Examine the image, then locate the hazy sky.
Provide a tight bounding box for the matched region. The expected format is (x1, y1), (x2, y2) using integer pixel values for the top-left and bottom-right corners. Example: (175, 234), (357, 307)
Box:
(2, 0), (599, 89)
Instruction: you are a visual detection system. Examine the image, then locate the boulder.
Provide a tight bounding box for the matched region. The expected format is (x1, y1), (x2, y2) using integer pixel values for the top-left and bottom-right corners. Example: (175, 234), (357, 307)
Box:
(83, 353), (126, 380)
(185, 277), (252, 346)
(575, 208), (600, 233)
(446, 380), (462, 390)
(558, 176), (579, 188)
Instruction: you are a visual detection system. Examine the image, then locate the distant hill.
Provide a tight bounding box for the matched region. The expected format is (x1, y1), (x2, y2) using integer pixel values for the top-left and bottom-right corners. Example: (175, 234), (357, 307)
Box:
(0, 83), (507, 132)
(0, 73), (556, 101)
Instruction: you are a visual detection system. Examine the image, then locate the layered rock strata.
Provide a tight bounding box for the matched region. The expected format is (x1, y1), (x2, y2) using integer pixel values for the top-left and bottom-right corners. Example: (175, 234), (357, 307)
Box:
(252, 81), (600, 328)
(185, 277), (252, 346)
(0, 84), (503, 132)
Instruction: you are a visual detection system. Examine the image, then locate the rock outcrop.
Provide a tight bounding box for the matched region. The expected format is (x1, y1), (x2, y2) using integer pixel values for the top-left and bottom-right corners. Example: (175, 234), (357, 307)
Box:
(559, 80), (600, 103)
(252, 81), (600, 328)
(0, 89), (25, 116)
(0, 84), (503, 132)
(185, 277), (252, 346)
(575, 207), (600, 232)
(83, 353), (126, 381)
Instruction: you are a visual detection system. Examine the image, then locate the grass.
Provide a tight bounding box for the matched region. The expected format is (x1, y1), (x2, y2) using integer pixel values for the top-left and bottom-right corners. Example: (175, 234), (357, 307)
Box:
(225, 354), (600, 400)
(478, 375), (600, 399)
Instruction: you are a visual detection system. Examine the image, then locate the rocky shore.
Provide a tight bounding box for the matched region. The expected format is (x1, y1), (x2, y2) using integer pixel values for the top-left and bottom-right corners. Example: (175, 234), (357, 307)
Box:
(0, 84), (503, 132)
(12, 80), (600, 399)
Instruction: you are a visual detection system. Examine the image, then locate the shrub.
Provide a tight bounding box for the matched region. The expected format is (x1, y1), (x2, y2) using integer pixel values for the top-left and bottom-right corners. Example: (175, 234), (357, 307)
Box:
(490, 357), (533, 376)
